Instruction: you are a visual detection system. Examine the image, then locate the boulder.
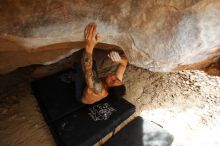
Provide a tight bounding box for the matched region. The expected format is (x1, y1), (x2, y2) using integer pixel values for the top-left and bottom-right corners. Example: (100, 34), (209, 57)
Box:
(0, 0), (219, 75)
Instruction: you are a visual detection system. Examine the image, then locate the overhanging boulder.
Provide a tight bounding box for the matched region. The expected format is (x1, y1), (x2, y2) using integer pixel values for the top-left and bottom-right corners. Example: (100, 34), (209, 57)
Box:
(0, 0), (219, 75)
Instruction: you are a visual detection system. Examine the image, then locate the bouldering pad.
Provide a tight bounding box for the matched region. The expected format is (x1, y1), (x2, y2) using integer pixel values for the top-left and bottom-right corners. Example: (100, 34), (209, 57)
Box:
(31, 69), (85, 123)
(51, 97), (135, 146)
(104, 116), (173, 146)
(31, 68), (135, 146)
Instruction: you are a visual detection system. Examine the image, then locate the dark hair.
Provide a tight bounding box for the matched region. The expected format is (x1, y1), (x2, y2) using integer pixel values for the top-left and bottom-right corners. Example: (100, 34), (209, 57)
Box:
(108, 85), (126, 99)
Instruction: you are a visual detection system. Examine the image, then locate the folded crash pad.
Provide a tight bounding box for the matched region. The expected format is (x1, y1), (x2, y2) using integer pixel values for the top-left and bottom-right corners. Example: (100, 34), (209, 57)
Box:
(104, 116), (173, 146)
(31, 68), (135, 146)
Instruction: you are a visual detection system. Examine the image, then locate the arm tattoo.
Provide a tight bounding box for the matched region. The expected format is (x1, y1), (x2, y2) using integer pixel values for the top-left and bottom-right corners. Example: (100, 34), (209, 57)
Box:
(81, 51), (104, 94)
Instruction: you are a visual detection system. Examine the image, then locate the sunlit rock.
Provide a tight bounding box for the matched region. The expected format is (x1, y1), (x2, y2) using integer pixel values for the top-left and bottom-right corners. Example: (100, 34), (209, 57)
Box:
(0, 0), (219, 75)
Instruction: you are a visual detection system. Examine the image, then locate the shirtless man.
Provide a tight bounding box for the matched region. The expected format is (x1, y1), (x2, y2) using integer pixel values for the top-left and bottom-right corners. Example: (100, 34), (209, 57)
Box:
(80, 23), (128, 104)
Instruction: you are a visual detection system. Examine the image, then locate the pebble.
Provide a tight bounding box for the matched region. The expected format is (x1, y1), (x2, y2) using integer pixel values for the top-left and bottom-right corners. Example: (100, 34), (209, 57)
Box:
(34, 124), (39, 128)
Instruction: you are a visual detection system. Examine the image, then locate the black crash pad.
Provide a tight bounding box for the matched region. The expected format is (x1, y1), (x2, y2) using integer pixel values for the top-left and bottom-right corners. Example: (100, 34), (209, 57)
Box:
(31, 69), (85, 122)
(104, 116), (173, 146)
(51, 97), (135, 146)
(31, 68), (135, 146)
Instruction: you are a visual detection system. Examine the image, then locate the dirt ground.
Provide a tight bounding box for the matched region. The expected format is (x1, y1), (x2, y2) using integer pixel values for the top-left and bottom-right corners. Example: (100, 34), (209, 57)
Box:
(124, 66), (220, 146)
(0, 51), (220, 146)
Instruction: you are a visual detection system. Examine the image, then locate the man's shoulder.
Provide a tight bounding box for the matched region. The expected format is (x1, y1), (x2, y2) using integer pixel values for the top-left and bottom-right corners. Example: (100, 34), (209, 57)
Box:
(85, 87), (108, 98)
(82, 87), (108, 104)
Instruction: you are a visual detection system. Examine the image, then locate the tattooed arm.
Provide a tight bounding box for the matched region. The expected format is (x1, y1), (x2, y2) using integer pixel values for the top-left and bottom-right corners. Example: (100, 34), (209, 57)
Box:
(81, 50), (104, 94)
(81, 23), (107, 103)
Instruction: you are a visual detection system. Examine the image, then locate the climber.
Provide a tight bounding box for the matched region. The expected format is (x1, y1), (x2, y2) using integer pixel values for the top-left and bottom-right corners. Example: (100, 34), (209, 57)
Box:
(74, 23), (128, 104)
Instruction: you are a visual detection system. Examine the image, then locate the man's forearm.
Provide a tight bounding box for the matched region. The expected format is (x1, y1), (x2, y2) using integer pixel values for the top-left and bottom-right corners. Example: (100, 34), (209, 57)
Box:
(81, 50), (93, 86)
(82, 45), (95, 88)
(116, 61), (128, 81)
(81, 48), (103, 94)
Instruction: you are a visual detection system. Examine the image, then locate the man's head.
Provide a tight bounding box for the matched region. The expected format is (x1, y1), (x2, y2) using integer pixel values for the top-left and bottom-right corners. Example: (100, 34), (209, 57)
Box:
(105, 73), (126, 99)
(105, 73), (122, 87)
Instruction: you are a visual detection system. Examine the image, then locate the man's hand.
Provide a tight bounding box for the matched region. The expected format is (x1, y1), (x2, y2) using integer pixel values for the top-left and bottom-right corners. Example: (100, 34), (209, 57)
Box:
(108, 51), (128, 66)
(84, 23), (101, 53)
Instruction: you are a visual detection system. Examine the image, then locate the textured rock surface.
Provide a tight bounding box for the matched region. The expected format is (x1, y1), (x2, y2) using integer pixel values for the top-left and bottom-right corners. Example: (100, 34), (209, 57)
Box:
(0, 0), (220, 74)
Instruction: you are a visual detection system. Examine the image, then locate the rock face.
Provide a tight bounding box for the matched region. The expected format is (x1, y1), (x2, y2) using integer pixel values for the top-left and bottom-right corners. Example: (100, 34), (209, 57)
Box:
(0, 0), (220, 75)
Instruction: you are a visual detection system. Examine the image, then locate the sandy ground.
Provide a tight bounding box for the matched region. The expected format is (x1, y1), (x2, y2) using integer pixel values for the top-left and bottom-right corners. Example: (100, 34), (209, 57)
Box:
(0, 50), (220, 146)
(124, 66), (220, 146)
